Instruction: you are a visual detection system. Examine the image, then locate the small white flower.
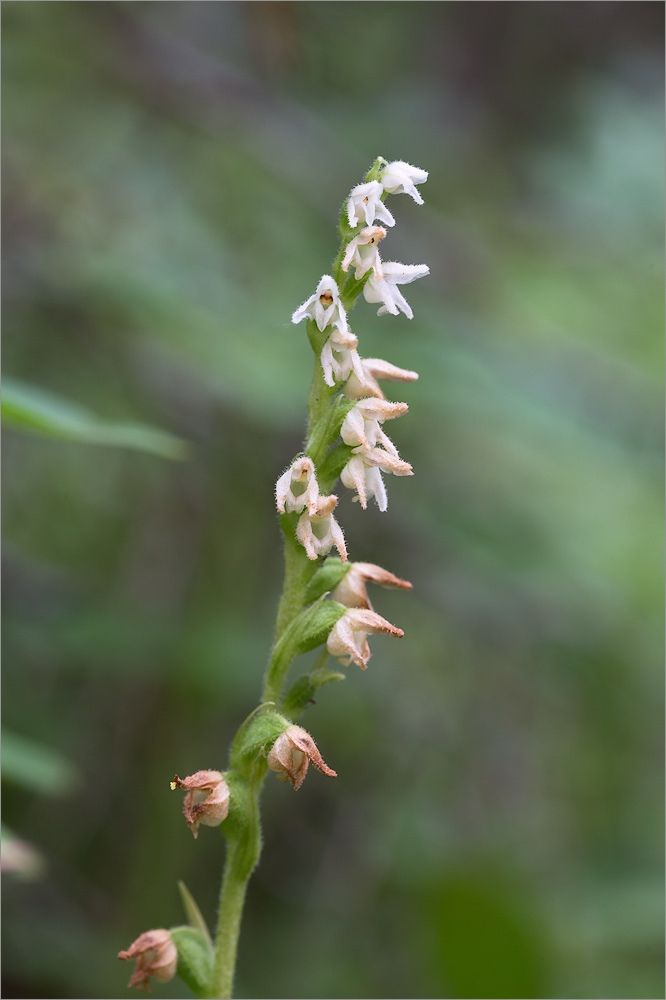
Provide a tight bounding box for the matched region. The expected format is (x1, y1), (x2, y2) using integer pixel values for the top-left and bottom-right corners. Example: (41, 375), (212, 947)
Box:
(320, 327), (366, 388)
(341, 227), (387, 281)
(296, 494), (347, 562)
(346, 180), (395, 229)
(275, 456), (319, 516)
(331, 561), (412, 611)
(292, 275), (348, 334)
(326, 608), (404, 669)
(340, 399), (408, 457)
(381, 161), (429, 205)
(341, 447), (413, 512)
(345, 357), (419, 401)
(363, 262), (429, 320)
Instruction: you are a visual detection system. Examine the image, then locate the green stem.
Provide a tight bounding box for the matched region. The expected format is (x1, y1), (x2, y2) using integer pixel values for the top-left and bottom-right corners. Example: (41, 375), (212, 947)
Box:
(207, 776), (263, 999)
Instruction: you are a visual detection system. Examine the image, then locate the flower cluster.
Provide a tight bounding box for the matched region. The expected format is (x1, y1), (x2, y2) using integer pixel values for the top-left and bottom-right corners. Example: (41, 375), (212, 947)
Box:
(285, 157), (428, 666)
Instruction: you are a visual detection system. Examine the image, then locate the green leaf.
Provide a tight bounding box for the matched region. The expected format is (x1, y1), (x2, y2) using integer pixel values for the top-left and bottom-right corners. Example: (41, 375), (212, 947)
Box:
(2, 729), (79, 795)
(169, 926), (213, 999)
(282, 667), (346, 717)
(2, 377), (187, 459)
(177, 881), (212, 947)
(305, 557), (350, 603)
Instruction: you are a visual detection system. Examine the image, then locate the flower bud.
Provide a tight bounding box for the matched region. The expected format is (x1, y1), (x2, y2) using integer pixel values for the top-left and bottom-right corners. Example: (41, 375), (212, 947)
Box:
(118, 929), (178, 992)
(267, 725), (337, 790)
(170, 770), (230, 839)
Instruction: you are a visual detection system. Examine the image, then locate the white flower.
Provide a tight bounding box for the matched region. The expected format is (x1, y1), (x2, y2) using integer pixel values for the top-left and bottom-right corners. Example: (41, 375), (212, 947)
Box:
(341, 227), (387, 281)
(275, 456), (319, 516)
(341, 447), (413, 512)
(320, 327), (366, 388)
(345, 357), (419, 401)
(346, 180), (395, 229)
(381, 161), (429, 205)
(331, 561), (412, 611)
(363, 261), (429, 320)
(292, 275), (348, 334)
(296, 494), (347, 562)
(326, 608), (404, 669)
(340, 399), (408, 457)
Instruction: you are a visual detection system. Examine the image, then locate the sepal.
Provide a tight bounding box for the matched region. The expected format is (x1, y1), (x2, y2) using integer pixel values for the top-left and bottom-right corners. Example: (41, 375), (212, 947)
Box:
(282, 667), (346, 717)
(169, 926), (213, 999)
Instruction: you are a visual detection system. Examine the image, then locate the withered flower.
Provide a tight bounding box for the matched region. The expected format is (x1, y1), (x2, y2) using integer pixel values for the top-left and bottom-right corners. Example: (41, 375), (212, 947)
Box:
(267, 725), (337, 790)
(118, 929), (177, 993)
(327, 608), (404, 669)
(170, 769), (230, 839)
(331, 561), (412, 611)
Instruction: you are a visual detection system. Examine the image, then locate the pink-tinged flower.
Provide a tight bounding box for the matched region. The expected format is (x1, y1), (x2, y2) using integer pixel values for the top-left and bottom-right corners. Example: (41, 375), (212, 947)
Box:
(170, 770), (230, 839)
(380, 160), (429, 205)
(341, 226), (387, 281)
(267, 725), (337, 790)
(340, 399), (408, 457)
(363, 262), (429, 320)
(296, 494), (347, 562)
(345, 357), (419, 401)
(327, 608), (404, 669)
(275, 456), (320, 516)
(346, 180), (396, 229)
(341, 448), (413, 512)
(320, 327), (366, 388)
(118, 929), (178, 993)
(331, 562), (412, 610)
(292, 275), (348, 334)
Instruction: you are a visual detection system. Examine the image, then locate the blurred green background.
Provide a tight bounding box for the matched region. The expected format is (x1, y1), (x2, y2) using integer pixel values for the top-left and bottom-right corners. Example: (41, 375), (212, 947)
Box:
(2, 3), (664, 998)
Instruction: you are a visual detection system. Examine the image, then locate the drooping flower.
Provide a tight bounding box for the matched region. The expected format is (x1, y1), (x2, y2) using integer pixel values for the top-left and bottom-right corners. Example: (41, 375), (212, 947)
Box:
(331, 562), (412, 611)
(275, 456), (319, 516)
(327, 608), (404, 669)
(296, 494), (347, 562)
(345, 357), (419, 401)
(320, 327), (366, 388)
(380, 160), (429, 205)
(340, 398), (409, 457)
(267, 725), (337, 790)
(346, 180), (396, 229)
(170, 770), (230, 839)
(118, 929), (178, 993)
(292, 275), (348, 334)
(341, 448), (413, 512)
(341, 226), (387, 281)
(363, 262), (429, 320)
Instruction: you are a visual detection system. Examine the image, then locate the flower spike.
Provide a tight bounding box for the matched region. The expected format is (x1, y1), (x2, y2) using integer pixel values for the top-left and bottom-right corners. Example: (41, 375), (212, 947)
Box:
(327, 608), (404, 669)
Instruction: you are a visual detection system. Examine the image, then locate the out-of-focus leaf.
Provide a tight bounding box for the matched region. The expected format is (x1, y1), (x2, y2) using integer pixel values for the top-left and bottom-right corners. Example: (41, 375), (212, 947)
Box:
(2, 729), (79, 795)
(2, 377), (187, 459)
(177, 880), (212, 947)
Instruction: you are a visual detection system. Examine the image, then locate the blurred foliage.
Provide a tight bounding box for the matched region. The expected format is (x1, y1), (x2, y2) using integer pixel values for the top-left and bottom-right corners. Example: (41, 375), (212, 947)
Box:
(2, 2), (663, 999)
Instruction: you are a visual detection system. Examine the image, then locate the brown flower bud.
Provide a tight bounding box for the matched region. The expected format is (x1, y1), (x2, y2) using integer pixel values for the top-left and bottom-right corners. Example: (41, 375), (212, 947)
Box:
(327, 608), (404, 669)
(267, 725), (337, 791)
(118, 929), (177, 992)
(170, 770), (230, 839)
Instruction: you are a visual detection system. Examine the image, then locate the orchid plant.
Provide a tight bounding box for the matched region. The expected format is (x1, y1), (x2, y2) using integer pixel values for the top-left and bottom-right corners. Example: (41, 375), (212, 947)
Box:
(118, 157), (429, 999)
